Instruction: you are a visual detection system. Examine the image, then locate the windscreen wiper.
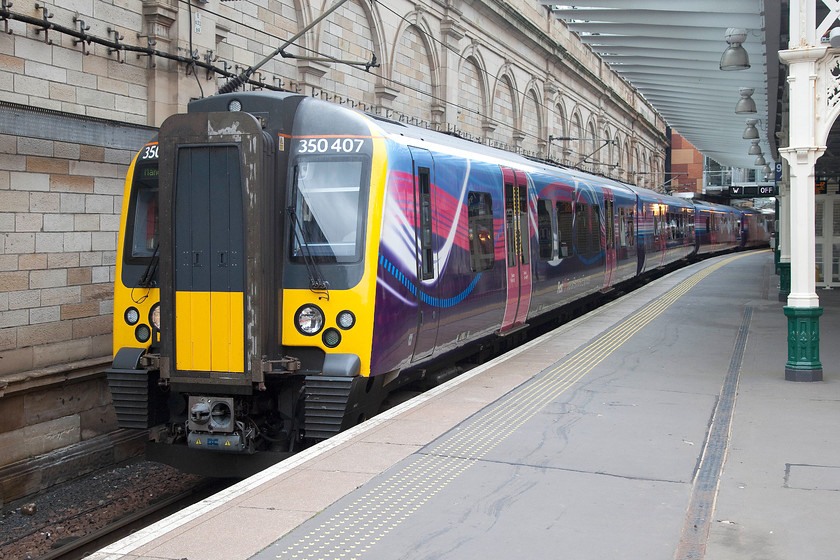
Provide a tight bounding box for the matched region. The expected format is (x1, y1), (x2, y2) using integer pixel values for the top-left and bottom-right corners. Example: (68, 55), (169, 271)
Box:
(138, 243), (159, 288)
(287, 204), (329, 300)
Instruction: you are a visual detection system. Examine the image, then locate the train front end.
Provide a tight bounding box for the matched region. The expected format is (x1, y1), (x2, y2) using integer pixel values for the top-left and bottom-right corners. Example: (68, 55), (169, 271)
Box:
(106, 92), (387, 475)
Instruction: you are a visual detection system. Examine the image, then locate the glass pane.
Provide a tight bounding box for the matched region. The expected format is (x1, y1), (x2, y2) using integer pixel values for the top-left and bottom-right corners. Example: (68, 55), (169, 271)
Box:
(468, 191), (494, 272)
(815, 200), (824, 237)
(291, 159), (365, 263)
(833, 201), (840, 236)
(816, 243), (824, 283)
(131, 182), (158, 257)
(833, 243), (840, 283)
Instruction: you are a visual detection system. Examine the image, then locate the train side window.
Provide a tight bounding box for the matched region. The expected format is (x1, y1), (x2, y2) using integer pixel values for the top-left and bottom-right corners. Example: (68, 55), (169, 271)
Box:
(557, 201), (573, 257)
(653, 211), (659, 242)
(537, 199), (553, 261)
(575, 202), (591, 255)
(605, 200), (614, 250)
(517, 185), (530, 266)
(416, 166), (434, 280)
(618, 207), (627, 248)
(468, 191), (495, 272)
(592, 205), (602, 252)
(627, 210), (635, 246)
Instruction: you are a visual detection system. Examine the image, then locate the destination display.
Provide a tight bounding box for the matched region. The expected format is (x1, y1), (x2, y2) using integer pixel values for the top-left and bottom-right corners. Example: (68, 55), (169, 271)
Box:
(728, 185), (777, 198)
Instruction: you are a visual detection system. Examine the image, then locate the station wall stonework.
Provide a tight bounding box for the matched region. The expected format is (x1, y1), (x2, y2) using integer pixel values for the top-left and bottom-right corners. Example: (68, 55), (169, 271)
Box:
(0, 0), (667, 384)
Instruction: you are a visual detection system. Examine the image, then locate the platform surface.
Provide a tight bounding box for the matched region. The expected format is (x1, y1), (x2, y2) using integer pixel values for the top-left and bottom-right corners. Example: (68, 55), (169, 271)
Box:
(90, 250), (840, 560)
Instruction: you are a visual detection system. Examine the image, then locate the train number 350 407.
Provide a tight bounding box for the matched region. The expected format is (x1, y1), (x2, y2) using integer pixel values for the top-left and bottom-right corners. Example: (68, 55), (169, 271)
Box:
(297, 138), (365, 154)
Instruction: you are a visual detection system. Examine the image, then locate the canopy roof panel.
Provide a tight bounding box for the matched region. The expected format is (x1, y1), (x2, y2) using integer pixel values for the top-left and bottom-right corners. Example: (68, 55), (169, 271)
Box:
(540, 1), (781, 170)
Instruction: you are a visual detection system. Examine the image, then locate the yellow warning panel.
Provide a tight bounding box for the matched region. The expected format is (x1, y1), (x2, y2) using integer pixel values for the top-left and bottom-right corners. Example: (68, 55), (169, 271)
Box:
(210, 291), (244, 373)
(176, 291), (244, 373)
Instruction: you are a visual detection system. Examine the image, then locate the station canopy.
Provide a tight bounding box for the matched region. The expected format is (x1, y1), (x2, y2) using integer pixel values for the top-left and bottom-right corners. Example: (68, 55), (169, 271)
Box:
(539, 1), (780, 171)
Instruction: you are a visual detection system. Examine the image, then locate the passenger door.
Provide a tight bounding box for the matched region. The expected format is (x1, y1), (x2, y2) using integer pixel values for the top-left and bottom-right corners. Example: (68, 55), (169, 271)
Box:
(409, 147), (440, 361)
(500, 167), (532, 333)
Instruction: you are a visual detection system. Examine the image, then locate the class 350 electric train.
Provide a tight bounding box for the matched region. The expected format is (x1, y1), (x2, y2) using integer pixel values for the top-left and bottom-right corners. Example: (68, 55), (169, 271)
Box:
(105, 91), (770, 476)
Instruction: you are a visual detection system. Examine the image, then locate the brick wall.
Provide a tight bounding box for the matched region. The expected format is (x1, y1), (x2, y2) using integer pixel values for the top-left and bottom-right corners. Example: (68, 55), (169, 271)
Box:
(0, 128), (138, 375)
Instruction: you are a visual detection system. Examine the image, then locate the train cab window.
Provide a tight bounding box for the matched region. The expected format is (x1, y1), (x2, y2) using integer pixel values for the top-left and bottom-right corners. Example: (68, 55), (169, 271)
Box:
(290, 158), (368, 264)
(557, 201), (573, 257)
(127, 162), (159, 259)
(468, 191), (494, 272)
(537, 199), (553, 261)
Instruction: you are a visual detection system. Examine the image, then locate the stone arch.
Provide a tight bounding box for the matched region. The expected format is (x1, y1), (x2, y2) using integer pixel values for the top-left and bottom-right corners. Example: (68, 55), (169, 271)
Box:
(611, 134), (622, 179)
(585, 117), (598, 168)
(457, 50), (490, 138)
(316, 0), (387, 104)
(570, 109), (584, 165)
(390, 14), (440, 123)
(491, 68), (519, 146)
(625, 143), (633, 183)
(602, 125), (614, 172)
(550, 101), (568, 164)
(521, 83), (543, 155)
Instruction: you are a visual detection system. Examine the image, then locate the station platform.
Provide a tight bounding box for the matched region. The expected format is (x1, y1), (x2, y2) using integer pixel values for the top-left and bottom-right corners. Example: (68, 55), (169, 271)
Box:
(89, 250), (840, 560)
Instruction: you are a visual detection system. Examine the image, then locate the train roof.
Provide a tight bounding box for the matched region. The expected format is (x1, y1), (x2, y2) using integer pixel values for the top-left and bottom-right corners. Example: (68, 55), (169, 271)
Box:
(361, 110), (639, 197)
(189, 92), (753, 217)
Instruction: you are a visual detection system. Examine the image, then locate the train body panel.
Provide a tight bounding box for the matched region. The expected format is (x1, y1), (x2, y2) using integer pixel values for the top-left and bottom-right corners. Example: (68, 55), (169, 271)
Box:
(106, 92), (770, 474)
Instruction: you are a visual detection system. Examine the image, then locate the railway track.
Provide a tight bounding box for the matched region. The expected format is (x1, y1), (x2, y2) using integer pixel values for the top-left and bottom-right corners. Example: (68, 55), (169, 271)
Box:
(0, 461), (231, 560)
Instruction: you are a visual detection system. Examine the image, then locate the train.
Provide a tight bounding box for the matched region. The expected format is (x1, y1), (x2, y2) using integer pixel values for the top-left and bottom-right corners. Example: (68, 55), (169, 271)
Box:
(105, 91), (770, 476)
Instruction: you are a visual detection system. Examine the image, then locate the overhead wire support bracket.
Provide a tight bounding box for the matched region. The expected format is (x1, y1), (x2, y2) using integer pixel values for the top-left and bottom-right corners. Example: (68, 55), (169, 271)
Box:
(73, 15), (91, 55)
(33, 2), (53, 44)
(1, 0), (12, 34)
(107, 26), (125, 63)
(217, 0), (351, 94)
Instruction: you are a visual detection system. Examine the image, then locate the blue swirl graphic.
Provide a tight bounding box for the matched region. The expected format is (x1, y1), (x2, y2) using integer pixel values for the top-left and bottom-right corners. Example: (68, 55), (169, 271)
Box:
(380, 255), (481, 308)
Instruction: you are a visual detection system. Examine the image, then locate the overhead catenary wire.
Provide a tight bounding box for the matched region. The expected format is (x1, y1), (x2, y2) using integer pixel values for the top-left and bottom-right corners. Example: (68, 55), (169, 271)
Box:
(0, 1), (658, 175)
(177, 0), (647, 167)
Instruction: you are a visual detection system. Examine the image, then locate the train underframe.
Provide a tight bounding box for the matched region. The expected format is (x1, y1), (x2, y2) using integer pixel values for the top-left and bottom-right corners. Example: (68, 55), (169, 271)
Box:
(107, 347), (392, 477)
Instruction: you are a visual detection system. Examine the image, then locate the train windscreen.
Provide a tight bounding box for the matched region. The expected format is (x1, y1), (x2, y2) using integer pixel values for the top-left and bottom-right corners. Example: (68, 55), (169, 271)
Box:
(127, 161), (159, 259)
(290, 158), (367, 264)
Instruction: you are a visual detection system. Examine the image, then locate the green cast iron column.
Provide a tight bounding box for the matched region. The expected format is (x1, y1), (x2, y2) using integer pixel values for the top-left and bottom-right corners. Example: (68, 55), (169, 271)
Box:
(784, 306), (823, 382)
(778, 261), (791, 302)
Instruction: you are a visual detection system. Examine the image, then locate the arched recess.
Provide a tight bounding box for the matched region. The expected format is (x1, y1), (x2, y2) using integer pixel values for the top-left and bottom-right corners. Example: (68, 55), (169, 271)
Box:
(634, 147), (643, 186)
(390, 14), (440, 123)
(585, 118), (598, 169)
(257, 0), (307, 84)
(602, 125), (613, 173)
(570, 110), (584, 165)
(491, 68), (519, 146)
(624, 144), (633, 184)
(550, 101), (567, 164)
(457, 50), (490, 139)
(316, 0), (387, 104)
(521, 83), (543, 155)
(612, 135), (622, 179)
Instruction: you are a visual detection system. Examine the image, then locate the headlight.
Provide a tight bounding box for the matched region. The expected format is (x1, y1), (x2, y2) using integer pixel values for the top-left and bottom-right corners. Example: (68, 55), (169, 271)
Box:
(337, 310), (355, 330)
(125, 307), (140, 325)
(135, 324), (152, 343)
(295, 305), (324, 335)
(322, 328), (341, 348)
(228, 99), (242, 112)
(149, 303), (161, 330)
